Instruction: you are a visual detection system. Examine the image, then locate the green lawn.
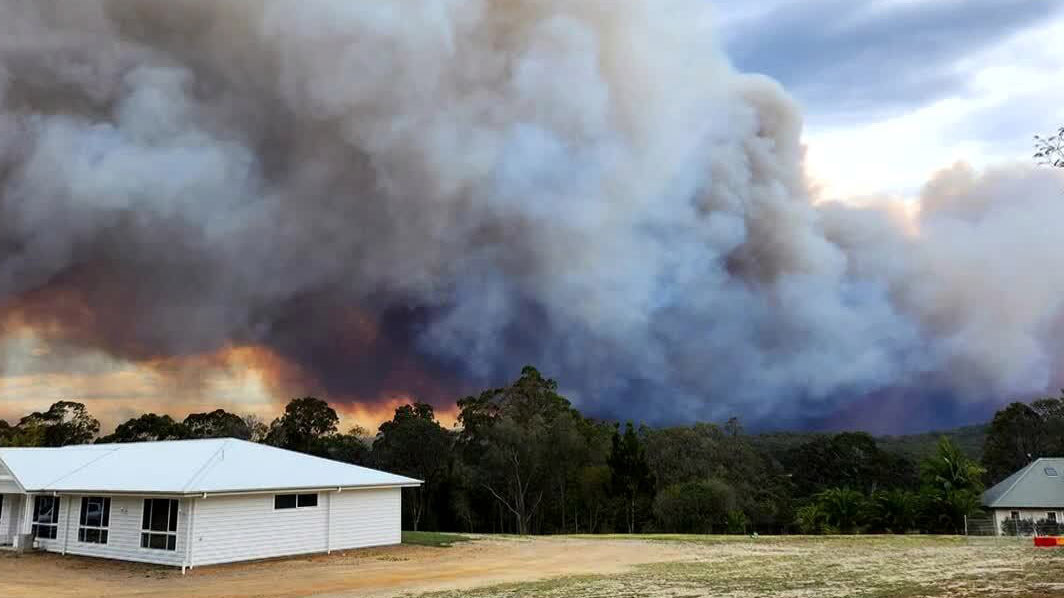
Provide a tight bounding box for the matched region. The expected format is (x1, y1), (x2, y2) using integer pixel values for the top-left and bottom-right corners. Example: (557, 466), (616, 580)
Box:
(402, 531), (474, 547)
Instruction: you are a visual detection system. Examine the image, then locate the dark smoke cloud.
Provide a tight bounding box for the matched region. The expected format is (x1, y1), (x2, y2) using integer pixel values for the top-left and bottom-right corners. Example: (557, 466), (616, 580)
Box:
(1, 1), (1063, 429)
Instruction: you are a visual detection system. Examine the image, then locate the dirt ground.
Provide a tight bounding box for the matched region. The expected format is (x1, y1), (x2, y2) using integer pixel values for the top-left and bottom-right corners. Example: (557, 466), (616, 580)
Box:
(2, 535), (1062, 598)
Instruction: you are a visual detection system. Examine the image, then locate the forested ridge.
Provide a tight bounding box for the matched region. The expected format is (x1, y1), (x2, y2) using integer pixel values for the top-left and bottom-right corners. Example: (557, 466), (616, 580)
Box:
(2, 366), (1059, 536)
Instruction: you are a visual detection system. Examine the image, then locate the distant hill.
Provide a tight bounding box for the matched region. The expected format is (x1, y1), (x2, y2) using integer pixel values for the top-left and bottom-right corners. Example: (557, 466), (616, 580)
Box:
(750, 424), (988, 463)
(876, 424), (987, 462)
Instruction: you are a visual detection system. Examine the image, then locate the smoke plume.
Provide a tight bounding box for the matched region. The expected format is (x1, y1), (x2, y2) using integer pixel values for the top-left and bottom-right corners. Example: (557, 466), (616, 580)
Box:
(1, 0), (1062, 429)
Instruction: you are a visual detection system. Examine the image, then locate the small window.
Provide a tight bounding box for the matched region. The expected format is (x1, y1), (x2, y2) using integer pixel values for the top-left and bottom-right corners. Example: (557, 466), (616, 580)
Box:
(274, 493), (318, 509)
(1011, 511), (1020, 520)
(78, 497), (111, 545)
(141, 498), (178, 551)
(32, 496), (60, 540)
(1045, 467), (1059, 477)
(1049, 512), (1058, 523)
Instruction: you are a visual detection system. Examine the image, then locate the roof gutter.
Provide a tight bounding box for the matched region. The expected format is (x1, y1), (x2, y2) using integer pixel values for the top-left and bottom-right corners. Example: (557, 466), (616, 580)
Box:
(26, 482), (422, 497)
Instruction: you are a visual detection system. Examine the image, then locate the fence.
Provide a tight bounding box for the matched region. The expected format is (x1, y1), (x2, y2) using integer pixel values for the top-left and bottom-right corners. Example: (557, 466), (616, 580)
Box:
(966, 514), (1063, 537)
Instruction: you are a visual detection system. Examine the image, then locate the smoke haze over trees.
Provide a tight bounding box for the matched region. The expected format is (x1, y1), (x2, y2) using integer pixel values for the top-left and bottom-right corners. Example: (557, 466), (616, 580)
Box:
(2, 2), (1064, 432)
(4, 365), (1039, 536)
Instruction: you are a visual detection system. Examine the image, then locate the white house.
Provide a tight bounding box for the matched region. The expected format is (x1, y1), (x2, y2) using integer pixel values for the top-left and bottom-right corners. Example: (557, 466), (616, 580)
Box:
(0, 438), (420, 570)
(982, 457), (1064, 535)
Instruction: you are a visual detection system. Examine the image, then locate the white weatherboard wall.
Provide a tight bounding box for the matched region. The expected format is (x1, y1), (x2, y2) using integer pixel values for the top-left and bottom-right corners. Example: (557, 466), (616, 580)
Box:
(0, 494), (16, 544)
(192, 488), (401, 567)
(36, 496), (188, 566)
(0, 459), (21, 494)
(331, 488), (402, 549)
(991, 507), (1063, 535)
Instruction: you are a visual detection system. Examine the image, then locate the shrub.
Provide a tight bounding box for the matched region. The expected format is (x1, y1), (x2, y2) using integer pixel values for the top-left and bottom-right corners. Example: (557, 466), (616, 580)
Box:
(1001, 518), (1036, 536)
(1035, 518), (1061, 536)
(653, 479), (736, 533)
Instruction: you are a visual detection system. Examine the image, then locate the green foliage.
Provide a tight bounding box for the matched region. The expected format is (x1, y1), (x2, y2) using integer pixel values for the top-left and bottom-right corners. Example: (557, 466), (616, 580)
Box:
(183, 409), (253, 440)
(265, 396), (340, 453)
(457, 366), (588, 535)
(919, 437), (985, 534)
(608, 422), (654, 533)
(98, 413), (188, 443)
(373, 403), (454, 531)
(17, 401), (100, 447)
(814, 488), (866, 534)
(794, 503), (827, 534)
(982, 397), (1064, 485)
(1035, 518), (1061, 537)
(868, 489), (919, 534)
(401, 531), (471, 547)
(725, 510), (750, 535)
(652, 479), (737, 533)
(1001, 517), (1035, 536)
(784, 432), (916, 497)
(1034, 126), (1064, 168)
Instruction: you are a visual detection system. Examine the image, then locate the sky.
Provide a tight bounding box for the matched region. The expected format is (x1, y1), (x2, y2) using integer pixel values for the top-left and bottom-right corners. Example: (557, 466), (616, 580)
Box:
(1, 0), (1064, 435)
(717, 0), (1064, 199)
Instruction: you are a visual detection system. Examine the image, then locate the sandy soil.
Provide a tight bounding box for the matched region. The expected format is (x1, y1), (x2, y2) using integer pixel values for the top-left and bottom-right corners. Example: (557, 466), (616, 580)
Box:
(0, 536), (688, 598)
(2, 535), (1061, 598)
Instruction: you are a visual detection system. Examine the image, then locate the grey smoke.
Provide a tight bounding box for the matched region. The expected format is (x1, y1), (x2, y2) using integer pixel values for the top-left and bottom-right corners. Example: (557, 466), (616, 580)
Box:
(1, 0), (1062, 426)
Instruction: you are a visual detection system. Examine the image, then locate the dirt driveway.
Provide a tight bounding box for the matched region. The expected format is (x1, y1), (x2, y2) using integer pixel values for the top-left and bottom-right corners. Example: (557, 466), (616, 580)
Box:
(0, 536), (688, 598)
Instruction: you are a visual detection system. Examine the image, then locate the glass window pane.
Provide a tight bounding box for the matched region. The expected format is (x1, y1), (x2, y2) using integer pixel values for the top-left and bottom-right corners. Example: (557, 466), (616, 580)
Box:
(298, 494), (318, 508)
(167, 535), (176, 551)
(275, 495), (297, 509)
(149, 533), (168, 550)
(80, 498), (88, 526)
(102, 498), (111, 528)
(142, 500), (152, 530)
(167, 500), (178, 532)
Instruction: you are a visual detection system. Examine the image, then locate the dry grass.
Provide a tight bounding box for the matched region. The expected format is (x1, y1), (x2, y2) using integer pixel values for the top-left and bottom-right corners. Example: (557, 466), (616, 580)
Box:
(425, 536), (1064, 598)
(1, 535), (1061, 597)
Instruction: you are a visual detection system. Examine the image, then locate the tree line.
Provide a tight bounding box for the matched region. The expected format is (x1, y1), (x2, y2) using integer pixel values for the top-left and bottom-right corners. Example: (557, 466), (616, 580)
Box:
(2, 366), (1058, 535)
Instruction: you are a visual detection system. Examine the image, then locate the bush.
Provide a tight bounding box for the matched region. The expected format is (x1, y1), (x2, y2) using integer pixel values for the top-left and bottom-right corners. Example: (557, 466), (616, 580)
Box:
(815, 488), (867, 534)
(1035, 518), (1061, 536)
(1001, 518), (1036, 536)
(653, 479), (736, 533)
(795, 503), (827, 534)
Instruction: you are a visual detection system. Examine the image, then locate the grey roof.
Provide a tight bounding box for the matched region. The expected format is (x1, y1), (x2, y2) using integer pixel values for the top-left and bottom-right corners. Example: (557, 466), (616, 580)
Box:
(982, 458), (1064, 508)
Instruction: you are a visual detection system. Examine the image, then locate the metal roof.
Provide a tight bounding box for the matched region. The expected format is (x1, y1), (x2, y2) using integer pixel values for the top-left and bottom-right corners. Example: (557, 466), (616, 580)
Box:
(982, 458), (1064, 508)
(0, 438), (420, 495)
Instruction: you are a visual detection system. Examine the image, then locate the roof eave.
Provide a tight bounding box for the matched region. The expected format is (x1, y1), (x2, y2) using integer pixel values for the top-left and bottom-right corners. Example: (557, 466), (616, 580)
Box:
(29, 481), (422, 497)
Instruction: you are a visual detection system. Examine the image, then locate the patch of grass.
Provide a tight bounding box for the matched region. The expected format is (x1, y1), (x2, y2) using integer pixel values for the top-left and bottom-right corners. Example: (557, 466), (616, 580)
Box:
(402, 531), (473, 548)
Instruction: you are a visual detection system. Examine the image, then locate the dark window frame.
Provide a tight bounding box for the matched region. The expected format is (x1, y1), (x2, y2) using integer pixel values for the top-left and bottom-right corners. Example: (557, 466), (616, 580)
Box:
(140, 498), (179, 551)
(32, 496), (61, 540)
(274, 493), (320, 510)
(78, 497), (111, 545)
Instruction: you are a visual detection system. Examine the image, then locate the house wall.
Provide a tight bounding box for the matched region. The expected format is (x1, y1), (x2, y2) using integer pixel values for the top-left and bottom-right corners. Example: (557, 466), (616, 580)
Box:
(0, 494), (20, 544)
(0, 459), (21, 494)
(36, 495), (188, 567)
(191, 488), (402, 567)
(991, 507), (1064, 536)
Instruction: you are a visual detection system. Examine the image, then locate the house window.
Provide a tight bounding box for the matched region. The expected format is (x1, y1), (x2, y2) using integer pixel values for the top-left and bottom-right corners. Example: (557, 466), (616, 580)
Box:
(1011, 511), (1020, 520)
(140, 499), (178, 551)
(32, 496), (61, 540)
(274, 493), (319, 510)
(1049, 512), (1058, 523)
(78, 497), (111, 544)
